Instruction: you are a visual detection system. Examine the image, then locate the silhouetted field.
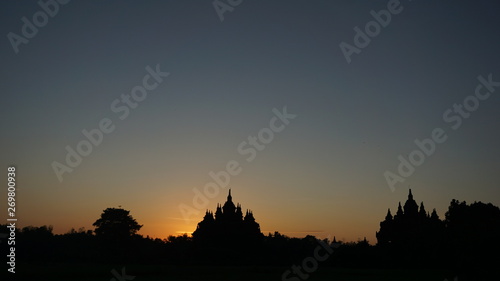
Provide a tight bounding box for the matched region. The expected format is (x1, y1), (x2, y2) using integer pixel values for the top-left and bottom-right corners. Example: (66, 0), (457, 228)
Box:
(18, 263), (451, 281)
(5, 194), (499, 280)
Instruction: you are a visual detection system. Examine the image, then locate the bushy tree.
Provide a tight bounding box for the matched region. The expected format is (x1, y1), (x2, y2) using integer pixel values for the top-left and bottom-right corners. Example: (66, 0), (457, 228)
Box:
(93, 207), (142, 240)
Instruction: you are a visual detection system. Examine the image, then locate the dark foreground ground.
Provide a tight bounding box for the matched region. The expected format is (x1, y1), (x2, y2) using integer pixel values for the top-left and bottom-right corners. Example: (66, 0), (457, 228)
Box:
(12, 263), (453, 281)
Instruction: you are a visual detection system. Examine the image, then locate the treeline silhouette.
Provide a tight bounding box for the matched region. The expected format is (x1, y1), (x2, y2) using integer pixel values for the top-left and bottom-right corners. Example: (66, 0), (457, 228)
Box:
(1, 190), (499, 277)
(374, 190), (500, 279)
(1, 224), (376, 266)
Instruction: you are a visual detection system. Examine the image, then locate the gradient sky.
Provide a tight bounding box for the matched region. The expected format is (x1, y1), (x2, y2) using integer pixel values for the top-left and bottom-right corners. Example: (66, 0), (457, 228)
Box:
(1, 0), (499, 243)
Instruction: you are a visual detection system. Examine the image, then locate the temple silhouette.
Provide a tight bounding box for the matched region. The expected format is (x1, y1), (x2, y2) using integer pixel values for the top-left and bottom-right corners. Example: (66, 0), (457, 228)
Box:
(376, 189), (443, 246)
(192, 189), (263, 252)
(376, 189), (445, 265)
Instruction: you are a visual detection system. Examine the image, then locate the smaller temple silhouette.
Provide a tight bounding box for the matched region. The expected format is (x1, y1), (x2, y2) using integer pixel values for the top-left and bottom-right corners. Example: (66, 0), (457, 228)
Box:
(376, 189), (443, 246)
(376, 189), (445, 265)
(192, 189), (263, 250)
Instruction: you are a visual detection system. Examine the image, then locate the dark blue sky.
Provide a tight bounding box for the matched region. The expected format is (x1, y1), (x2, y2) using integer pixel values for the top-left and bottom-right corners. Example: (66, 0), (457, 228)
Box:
(1, 0), (499, 241)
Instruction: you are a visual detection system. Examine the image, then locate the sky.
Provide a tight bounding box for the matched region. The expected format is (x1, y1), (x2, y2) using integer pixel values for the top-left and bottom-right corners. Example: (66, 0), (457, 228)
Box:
(1, 0), (499, 244)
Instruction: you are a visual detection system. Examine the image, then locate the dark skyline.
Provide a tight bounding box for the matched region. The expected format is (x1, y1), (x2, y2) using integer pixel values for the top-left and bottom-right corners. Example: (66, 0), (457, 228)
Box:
(1, 0), (500, 242)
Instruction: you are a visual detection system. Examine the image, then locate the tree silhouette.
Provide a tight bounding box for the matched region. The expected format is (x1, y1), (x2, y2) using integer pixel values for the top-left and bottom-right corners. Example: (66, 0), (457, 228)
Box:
(444, 199), (500, 278)
(92, 207), (142, 240)
(6, 192), (500, 279)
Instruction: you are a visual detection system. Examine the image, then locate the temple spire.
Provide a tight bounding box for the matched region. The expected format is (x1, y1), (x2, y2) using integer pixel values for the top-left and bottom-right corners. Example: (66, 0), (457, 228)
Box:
(396, 202), (404, 218)
(385, 208), (393, 220)
(227, 189), (232, 202)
